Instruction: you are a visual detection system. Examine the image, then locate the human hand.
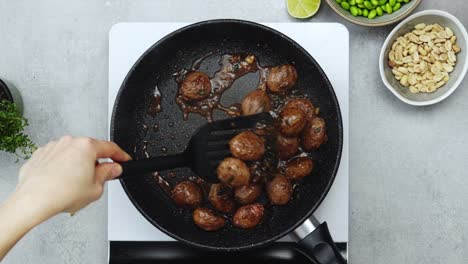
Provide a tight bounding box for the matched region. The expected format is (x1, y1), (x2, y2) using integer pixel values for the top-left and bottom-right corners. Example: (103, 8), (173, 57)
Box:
(15, 136), (131, 218)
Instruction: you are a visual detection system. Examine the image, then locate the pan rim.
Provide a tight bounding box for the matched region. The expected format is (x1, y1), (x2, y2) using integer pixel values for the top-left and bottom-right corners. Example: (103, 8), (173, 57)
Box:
(110, 19), (343, 252)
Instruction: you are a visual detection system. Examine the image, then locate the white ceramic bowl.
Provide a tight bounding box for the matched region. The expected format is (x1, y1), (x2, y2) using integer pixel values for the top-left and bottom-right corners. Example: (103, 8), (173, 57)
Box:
(379, 10), (468, 106)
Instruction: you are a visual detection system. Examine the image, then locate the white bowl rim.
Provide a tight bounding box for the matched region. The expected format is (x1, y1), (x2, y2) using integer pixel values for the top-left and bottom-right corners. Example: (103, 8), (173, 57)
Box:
(379, 10), (468, 106)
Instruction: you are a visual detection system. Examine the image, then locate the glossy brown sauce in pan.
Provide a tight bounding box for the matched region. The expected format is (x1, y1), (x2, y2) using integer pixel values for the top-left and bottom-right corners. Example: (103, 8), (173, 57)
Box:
(173, 54), (269, 122)
(152, 171), (172, 196)
(147, 85), (162, 117)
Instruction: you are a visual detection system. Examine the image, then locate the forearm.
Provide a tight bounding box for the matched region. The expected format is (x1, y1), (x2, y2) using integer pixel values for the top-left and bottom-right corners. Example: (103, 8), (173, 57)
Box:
(0, 137), (129, 261)
(0, 191), (54, 261)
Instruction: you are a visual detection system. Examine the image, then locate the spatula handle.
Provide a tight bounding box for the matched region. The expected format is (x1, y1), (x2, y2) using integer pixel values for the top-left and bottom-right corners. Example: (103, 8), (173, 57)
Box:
(116, 154), (188, 179)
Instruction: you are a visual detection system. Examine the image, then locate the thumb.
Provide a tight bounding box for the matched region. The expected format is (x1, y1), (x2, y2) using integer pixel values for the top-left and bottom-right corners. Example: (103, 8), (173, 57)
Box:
(95, 163), (122, 184)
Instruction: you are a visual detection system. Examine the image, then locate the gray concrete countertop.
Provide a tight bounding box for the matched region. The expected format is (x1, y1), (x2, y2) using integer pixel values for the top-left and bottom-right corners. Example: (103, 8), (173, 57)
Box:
(0, 0), (467, 263)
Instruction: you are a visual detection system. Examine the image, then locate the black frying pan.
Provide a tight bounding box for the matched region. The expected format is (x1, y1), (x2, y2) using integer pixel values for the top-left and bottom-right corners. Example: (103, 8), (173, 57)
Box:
(111, 20), (345, 263)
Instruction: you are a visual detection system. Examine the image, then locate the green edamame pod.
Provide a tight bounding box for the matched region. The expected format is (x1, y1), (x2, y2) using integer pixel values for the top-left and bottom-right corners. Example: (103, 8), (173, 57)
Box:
(357, 8), (363, 15)
(358, 3), (365, 8)
(336, 0), (343, 3)
(371, 0), (379, 6)
(341, 1), (351, 10)
(393, 2), (401, 11)
(384, 6), (391, 12)
(368, 9), (377, 19)
(356, 0), (364, 3)
(362, 8), (369, 16)
(389, 0), (396, 6)
(382, 4), (388, 13)
(350, 0), (356, 5)
(379, 0), (387, 4)
(364, 1), (374, 9)
(385, 3), (393, 13)
(350, 6), (359, 16)
(376, 6), (383, 16)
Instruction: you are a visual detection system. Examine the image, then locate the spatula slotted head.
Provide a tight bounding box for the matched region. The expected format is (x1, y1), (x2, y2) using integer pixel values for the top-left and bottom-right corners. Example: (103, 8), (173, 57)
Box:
(187, 113), (274, 181)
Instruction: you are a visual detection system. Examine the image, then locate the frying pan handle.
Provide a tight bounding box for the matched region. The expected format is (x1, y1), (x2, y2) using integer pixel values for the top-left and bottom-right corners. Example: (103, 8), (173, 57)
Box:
(116, 154), (188, 179)
(292, 218), (346, 264)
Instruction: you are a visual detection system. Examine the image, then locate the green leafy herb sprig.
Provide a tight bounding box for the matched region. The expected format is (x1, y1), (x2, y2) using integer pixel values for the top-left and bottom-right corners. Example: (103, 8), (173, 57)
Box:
(0, 100), (36, 159)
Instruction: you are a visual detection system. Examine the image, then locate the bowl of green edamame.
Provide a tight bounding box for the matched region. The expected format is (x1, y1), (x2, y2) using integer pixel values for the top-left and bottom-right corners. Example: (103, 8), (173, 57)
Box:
(326, 0), (421, 27)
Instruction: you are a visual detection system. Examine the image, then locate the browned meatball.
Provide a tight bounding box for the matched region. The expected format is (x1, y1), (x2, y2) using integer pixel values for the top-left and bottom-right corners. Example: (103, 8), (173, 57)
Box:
(180, 71), (211, 101)
(266, 175), (292, 205)
(302, 117), (327, 151)
(279, 107), (306, 136)
(284, 98), (316, 120)
(229, 131), (265, 161)
(217, 157), (251, 187)
(285, 157), (314, 180)
(266, 64), (298, 93)
(233, 203), (264, 229)
(171, 181), (203, 208)
(277, 135), (299, 160)
(234, 184), (262, 205)
(193, 208), (225, 231)
(208, 184), (235, 213)
(241, 90), (271, 116)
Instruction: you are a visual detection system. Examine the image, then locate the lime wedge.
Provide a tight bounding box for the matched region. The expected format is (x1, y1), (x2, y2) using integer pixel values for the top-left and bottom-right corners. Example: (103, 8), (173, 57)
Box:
(287, 0), (321, 19)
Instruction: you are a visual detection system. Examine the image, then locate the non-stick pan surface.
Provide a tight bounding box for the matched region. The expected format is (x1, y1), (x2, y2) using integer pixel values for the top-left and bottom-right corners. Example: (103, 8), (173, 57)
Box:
(111, 20), (343, 251)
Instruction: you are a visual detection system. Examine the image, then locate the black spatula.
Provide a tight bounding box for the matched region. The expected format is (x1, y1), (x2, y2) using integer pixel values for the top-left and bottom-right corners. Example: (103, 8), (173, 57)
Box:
(115, 113), (273, 181)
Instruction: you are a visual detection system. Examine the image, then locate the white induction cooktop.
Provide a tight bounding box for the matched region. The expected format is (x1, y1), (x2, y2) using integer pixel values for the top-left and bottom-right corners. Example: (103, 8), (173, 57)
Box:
(108, 22), (349, 243)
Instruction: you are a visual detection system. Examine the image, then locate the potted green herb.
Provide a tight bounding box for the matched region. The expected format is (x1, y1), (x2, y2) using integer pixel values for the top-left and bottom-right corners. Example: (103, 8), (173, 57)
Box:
(0, 78), (35, 159)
